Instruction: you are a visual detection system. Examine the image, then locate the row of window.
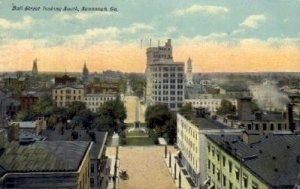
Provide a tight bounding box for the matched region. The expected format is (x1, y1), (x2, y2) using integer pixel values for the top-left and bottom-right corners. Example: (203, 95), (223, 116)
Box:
(85, 97), (115, 101)
(54, 96), (82, 101)
(153, 84), (184, 89)
(86, 102), (105, 106)
(151, 66), (183, 72)
(55, 89), (82, 94)
(190, 101), (220, 106)
(154, 91), (183, 95)
(208, 160), (258, 189)
(152, 73), (184, 78)
(152, 54), (172, 59)
(207, 143), (259, 189)
(242, 123), (287, 131)
(154, 96), (183, 102)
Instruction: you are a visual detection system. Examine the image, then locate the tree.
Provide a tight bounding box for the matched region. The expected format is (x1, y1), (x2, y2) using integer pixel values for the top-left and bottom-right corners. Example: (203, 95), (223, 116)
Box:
(165, 112), (177, 144)
(216, 99), (236, 115)
(145, 104), (176, 138)
(95, 97), (127, 133)
(179, 102), (193, 115)
(66, 101), (86, 119)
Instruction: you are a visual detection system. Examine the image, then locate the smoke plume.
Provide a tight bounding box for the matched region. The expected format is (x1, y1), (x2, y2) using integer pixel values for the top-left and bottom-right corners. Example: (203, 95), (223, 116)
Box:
(249, 81), (290, 111)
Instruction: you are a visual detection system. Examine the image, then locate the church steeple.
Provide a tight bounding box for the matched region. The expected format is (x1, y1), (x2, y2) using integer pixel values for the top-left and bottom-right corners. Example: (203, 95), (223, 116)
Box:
(32, 58), (38, 76)
(82, 61), (89, 82)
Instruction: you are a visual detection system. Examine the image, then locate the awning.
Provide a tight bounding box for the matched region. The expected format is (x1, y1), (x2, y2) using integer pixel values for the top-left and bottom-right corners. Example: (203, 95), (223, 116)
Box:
(203, 178), (210, 185)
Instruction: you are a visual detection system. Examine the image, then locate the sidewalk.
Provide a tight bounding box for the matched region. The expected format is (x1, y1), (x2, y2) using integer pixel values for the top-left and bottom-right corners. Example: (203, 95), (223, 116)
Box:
(163, 149), (198, 189)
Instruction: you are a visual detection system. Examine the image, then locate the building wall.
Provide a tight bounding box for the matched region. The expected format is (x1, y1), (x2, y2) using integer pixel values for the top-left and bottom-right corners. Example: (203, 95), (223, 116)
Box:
(177, 114), (201, 186)
(184, 98), (237, 112)
(77, 145), (91, 189)
(206, 138), (269, 189)
(145, 39), (185, 111)
(177, 113), (244, 188)
(85, 94), (116, 112)
(52, 87), (84, 107)
(217, 117), (296, 135)
(20, 95), (39, 110)
(1, 172), (78, 189)
(146, 39), (173, 65)
(0, 147), (91, 189)
(147, 63), (185, 110)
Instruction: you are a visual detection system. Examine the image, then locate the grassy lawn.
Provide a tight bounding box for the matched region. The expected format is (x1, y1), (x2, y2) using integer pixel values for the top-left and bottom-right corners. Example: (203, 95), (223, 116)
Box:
(124, 137), (155, 146)
(126, 130), (148, 137)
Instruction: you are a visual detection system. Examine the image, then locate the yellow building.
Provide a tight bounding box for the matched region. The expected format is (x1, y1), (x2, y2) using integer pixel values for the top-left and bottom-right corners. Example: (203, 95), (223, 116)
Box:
(205, 133), (300, 189)
(0, 140), (92, 189)
(52, 84), (85, 107)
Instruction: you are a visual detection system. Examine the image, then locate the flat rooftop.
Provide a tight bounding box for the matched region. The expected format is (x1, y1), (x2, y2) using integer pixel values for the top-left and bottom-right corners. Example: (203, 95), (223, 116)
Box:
(182, 114), (231, 130)
(42, 129), (107, 159)
(206, 134), (300, 187)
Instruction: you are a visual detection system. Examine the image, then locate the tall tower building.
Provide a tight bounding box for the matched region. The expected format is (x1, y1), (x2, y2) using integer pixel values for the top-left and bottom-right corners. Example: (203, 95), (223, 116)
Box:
(186, 57), (193, 86)
(32, 58), (38, 76)
(145, 39), (185, 111)
(82, 62), (89, 82)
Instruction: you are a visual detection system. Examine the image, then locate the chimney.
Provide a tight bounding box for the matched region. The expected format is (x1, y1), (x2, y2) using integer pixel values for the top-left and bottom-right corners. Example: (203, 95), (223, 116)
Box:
(242, 131), (261, 144)
(286, 103), (295, 132)
(237, 97), (252, 121)
(8, 123), (19, 142)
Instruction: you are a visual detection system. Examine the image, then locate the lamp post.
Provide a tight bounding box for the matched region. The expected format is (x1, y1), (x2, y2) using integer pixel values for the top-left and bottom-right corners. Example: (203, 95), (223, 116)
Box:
(112, 132), (120, 189)
(179, 170), (181, 189)
(174, 162), (177, 179)
(164, 145), (167, 158)
(169, 151), (171, 168)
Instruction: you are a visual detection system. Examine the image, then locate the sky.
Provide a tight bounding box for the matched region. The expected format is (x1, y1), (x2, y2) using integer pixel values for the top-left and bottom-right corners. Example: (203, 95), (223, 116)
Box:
(0, 0), (299, 72)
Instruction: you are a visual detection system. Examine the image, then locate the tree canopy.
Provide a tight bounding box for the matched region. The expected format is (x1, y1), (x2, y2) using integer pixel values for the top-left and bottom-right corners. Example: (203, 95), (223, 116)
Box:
(179, 102), (193, 115)
(216, 99), (236, 115)
(95, 97), (127, 133)
(145, 103), (177, 144)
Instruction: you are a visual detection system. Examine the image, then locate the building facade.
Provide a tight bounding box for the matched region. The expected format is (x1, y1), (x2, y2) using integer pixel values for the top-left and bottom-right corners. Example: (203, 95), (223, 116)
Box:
(176, 113), (243, 188)
(145, 39), (185, 110)
(20, 94), (39, 110)
(54, 75), (78, 85)
(85, 93), (116, 112)
(205, 134), (300, 189)
(184, 94), (237, 113)
(0, 141), (92, 189)
(52, 85), (85, 107)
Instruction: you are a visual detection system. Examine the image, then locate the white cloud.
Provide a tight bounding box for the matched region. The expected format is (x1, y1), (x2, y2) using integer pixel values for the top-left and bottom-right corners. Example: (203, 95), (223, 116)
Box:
(122, 23), (153, 33)
(174, 5), (229, 16)
(240, 14), (266, 28)
(0, 16), (34, 29)
(231, 29), (245, 35)
(166, 27), (177, 34)
(66, 23), (153, 46)
(55, 12), (115, 21)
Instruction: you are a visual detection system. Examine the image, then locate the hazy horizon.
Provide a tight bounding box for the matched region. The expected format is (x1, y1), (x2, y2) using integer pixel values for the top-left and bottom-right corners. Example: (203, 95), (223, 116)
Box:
(0, 0), (299, 72)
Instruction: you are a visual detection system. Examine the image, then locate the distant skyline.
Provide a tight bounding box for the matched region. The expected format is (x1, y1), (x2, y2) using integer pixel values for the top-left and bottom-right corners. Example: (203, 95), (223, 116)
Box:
(0, 0), (299, 72)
